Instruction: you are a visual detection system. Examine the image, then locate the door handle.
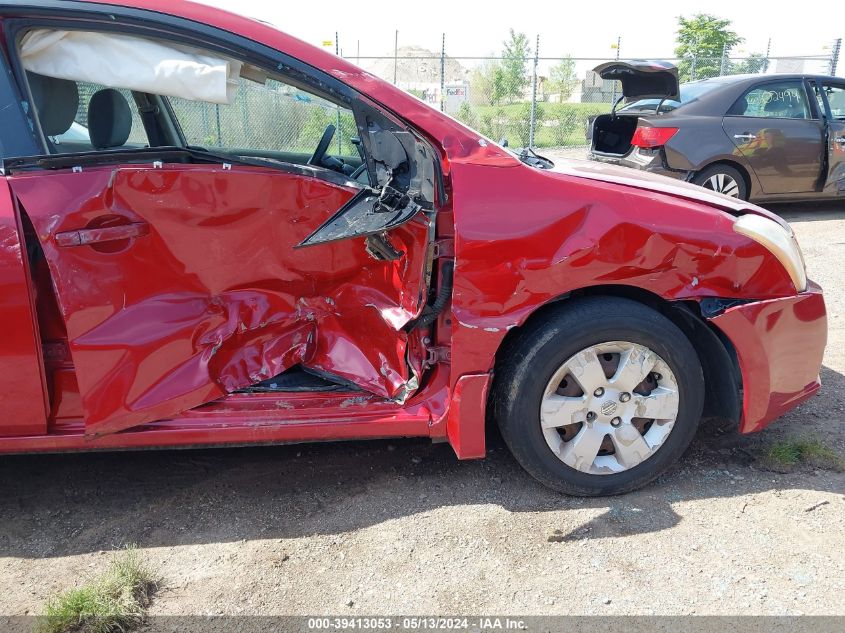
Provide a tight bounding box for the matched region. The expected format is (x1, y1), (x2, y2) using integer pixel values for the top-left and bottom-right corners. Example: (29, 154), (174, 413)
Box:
(56, 222), (149, 247)
(835, 136), (845, 145)
(733, 133), (755, 140)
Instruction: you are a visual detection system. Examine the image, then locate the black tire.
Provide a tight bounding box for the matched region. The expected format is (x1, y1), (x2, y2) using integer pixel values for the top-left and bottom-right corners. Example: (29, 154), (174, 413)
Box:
(693, 164), (748, 200)
(493, 297), (705, 496)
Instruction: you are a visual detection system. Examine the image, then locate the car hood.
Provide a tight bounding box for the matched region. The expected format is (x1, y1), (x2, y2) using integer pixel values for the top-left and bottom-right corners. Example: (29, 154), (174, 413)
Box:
(549, 158), (790, 229)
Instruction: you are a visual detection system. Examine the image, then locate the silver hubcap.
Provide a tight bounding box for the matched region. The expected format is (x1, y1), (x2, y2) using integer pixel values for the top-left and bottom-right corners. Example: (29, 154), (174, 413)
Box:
(540, 341), (680, 475)
(704, 173), (740, 197)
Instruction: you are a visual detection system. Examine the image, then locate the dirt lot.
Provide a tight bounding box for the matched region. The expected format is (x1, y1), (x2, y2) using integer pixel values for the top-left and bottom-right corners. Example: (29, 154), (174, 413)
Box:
(1, 201), (844, 618)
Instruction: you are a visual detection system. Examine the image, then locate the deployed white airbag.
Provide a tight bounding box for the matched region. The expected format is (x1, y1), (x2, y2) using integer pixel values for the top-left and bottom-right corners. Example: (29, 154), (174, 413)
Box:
(20, 29), (242, 104)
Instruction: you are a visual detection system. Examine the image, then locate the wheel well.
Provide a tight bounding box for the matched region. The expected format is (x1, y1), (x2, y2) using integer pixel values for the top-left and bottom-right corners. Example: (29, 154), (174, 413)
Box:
(696, 159), (752, 196)
(493, 286), (742, 427)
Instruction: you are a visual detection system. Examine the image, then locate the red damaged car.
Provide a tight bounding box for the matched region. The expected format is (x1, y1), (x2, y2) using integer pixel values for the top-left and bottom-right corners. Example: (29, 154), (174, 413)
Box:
(0, 0), (827, 495)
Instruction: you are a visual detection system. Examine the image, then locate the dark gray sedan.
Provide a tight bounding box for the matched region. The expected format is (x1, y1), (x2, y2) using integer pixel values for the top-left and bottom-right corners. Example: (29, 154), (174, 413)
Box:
(589, 61), (845, 202)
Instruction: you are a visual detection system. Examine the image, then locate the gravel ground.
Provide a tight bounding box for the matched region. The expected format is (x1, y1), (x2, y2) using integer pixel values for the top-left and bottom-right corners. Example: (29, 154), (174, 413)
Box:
(1, 200), (843, 618)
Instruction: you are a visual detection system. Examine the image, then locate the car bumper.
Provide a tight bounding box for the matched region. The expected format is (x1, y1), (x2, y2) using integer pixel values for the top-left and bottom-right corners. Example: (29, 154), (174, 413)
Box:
(589, 147), (690, 181)
(708, 282), (827, 434)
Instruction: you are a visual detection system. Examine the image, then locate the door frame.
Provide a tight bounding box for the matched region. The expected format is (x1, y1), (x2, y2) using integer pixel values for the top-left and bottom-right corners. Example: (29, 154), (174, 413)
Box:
(810, 78), (845, 195)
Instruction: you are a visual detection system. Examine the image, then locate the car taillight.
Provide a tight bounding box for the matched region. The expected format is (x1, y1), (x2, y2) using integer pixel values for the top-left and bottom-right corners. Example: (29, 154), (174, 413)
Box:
(631, 126), (679, 149)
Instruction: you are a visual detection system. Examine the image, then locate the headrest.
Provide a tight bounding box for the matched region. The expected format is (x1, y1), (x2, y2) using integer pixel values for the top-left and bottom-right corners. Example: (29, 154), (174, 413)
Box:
(764, 98), (788, 113)
(88, 88), (132, 149)
(27, 72), (79, 136)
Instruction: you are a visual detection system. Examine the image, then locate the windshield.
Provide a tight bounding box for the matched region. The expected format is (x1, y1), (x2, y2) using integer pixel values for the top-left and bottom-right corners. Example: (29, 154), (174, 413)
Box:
(619, 81), (719, 113)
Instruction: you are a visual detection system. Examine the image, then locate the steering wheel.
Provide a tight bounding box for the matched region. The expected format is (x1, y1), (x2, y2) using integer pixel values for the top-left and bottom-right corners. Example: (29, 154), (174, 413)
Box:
(308, 124), (336, 167)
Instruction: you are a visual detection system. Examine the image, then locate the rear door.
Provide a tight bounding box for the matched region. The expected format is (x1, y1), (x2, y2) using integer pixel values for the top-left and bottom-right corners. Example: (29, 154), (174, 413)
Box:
(6, 25), (435, 438)
(722, 79), (825, 194)
(813, 80), (845, 195)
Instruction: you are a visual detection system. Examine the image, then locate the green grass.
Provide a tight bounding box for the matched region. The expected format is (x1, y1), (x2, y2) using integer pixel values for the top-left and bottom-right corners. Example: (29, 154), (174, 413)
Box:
(760, 435), (845, 473)
(474, 102), (611, 117)
(458, 101), (611, 149)
(38, 547), (159, 633)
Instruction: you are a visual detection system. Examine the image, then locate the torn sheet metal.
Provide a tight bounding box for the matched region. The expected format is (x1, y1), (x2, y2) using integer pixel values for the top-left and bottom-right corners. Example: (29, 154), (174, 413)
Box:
(9, 163), (429, 437)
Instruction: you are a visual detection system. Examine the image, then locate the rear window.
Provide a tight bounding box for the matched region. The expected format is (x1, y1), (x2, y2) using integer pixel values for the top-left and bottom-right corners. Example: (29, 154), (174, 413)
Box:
(619, 81), (720, 113)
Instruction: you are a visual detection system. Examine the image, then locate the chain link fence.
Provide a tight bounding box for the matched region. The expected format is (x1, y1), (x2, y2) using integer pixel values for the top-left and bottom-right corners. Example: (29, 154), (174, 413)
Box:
(66, 37), (842, 158)
(166, 79), (358, 156)
(347, 37), (840, 151)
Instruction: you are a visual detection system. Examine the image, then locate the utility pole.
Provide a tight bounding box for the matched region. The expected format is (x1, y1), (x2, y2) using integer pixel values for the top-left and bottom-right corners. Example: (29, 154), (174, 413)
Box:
(336, 32), (342, 153)
(529, 34), (539, 148)
(719, 42), (728, 76)
(609, 36), (621, 104)
(831, 38), (842, 76)
(764, 38), (771, 73)
(393, 30), (399, 84)
(440, 33), (446, 112)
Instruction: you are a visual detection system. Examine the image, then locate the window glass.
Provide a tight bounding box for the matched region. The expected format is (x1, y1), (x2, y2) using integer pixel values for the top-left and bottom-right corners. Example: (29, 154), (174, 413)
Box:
(822, 84), (845, 120)
(620, 80), (720, 113)
(26, 70), (150, 152)
(52, 82), (148, 150)
(728, 81), (811, 119)
(167, 73), (358, 159)
(812, 83), (826, 116)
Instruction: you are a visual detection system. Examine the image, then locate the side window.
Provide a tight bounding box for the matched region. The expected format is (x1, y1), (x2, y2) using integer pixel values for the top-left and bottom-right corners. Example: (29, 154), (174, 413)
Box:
(822, 84), (845, 120)
(167, 72), (358, 159)
(18, 29), (363, 172)
(728, 81), (811, 119)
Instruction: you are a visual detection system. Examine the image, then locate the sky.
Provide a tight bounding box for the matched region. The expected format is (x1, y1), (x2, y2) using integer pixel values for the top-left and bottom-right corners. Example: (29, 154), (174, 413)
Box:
(194, 0), (844, 75)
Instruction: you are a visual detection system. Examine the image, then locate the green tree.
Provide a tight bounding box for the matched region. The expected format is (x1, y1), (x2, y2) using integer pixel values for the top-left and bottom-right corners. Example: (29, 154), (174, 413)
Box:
(500, 29), (532, 102)
(470, 59), (507, 106)
(674, 14), (743, 81)
(551, 105), (579, 146)
(455, 101), (479, 130)
(479, 107), (508, 143)
(509, 102), (544, 147)
(547, 56), (579, 102)
(731, 52), (768, 75)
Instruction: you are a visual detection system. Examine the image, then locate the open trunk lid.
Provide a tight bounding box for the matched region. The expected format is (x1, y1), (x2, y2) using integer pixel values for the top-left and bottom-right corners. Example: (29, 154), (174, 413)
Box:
(593, 60), (680, 101)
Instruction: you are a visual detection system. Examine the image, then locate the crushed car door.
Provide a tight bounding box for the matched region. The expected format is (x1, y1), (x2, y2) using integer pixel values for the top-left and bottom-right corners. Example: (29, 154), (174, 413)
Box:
(7, 153), (433, 438)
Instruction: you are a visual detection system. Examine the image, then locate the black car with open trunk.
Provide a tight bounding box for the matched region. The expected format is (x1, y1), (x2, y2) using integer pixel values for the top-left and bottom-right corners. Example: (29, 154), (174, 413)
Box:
(589, 60), (845, 202)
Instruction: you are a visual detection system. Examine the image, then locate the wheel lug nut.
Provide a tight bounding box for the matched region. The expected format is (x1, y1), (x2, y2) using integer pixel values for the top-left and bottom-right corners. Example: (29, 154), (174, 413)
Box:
(593, 387), (605, 397)
(611, 417), (622, 427)
(586, 411), (597, 422)
(619, 392), (631, 402)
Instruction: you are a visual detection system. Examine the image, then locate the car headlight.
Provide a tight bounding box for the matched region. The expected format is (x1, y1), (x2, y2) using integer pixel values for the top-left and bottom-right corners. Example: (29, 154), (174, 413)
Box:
(733, 214), (807, 292)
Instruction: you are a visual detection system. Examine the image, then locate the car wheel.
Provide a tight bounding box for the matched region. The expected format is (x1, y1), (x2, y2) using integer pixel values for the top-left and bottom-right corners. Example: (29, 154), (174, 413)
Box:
(493, 297), (705, 496)
(693, 165), (748, 200)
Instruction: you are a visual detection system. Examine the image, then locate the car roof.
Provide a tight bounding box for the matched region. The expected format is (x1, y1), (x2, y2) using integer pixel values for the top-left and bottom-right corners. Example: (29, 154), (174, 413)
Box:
(692, 73), (841, 86)
(630, 71), (843, 118)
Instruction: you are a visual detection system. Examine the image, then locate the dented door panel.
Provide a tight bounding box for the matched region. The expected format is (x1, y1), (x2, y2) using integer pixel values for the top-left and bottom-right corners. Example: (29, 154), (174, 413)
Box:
(9, 163), (429, 436)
